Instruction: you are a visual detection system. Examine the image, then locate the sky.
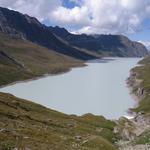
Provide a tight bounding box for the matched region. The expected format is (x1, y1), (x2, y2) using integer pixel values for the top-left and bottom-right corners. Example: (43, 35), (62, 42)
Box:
(0, 0), (150, 48)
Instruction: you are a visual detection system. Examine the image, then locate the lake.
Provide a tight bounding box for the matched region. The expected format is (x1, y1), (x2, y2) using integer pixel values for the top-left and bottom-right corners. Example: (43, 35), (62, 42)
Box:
(0, 58), (140, 119)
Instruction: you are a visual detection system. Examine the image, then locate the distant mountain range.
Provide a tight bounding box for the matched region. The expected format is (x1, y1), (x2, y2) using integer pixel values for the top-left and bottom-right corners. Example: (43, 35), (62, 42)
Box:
(49, 26), (148, 57)
(0, 7), (148, 59)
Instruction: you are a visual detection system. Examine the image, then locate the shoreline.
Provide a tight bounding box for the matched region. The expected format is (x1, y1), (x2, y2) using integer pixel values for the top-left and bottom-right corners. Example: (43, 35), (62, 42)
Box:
(126, 70), (142, 116)
(0, 70), (69, 89)
(0, 63), (87, 89)
(126, 77), (140, 118)
(125, 59), (144, 118)
(125, 65), (147, 120)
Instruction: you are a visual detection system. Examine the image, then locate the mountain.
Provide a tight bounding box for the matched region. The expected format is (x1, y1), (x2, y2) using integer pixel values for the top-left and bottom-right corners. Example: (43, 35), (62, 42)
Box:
(0, 7), (98, 60)
(49, 26), (148, 57)
(0, 7), (148, 59)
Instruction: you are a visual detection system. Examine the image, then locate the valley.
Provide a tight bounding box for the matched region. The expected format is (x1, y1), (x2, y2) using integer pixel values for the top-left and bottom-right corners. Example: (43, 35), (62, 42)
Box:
(0, 6), (149, 150)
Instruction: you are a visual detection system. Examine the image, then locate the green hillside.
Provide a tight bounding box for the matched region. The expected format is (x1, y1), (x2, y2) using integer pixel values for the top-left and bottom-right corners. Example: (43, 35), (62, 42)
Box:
(0, 92), (118, 150)
(0, 32), (83, 86)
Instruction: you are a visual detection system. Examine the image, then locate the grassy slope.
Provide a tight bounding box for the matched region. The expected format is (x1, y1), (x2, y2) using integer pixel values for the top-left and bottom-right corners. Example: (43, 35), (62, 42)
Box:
(0, 32), (83, 86)
(0, 93), (118, 150)
(131, 56), (150, 115)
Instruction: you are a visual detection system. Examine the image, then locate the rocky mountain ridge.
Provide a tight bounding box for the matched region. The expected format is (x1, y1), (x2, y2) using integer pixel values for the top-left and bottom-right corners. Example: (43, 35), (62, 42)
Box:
(49, 26), (148, 57)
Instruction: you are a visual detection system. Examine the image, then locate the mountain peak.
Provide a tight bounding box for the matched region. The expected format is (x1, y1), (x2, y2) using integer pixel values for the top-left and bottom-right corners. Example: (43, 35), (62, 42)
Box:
(49, 26), (70, 37)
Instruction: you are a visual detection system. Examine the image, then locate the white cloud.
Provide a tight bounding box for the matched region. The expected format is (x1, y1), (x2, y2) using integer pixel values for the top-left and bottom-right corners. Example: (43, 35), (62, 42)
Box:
(71, 0), (150, 34)
(0, 0), (62, 21)
(0, 0), (150, 34)
(139, 41), (150, 50)
(50, 6), (90, 27)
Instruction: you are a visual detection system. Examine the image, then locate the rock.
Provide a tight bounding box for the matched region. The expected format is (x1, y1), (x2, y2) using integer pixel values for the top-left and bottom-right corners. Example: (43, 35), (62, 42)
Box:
(74, 135), (82, 141)
(72, 143), (80, 148)
(67, 123), (76, 128)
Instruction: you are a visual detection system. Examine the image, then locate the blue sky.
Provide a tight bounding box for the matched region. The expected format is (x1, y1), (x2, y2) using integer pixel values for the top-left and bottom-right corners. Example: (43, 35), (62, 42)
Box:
(128, 19), (150, 41)
(62, 0), (78, 8)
